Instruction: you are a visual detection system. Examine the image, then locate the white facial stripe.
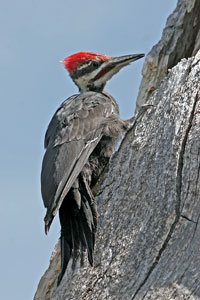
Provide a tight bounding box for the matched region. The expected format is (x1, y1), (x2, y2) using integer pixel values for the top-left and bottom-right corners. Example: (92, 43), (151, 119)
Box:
(78, 60), (93, 71)
(74, 65), (106, 91)
(74, 60), (131, 91)
(75, 77), (88, 91)
(93, 63), (127, 88)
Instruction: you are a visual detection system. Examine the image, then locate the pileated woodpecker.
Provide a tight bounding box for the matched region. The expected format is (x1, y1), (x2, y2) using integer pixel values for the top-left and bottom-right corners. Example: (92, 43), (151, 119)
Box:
(41, 51), (144, 285)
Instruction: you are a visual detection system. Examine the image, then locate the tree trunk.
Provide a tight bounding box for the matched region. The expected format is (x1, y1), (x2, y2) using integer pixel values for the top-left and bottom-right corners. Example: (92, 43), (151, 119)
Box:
(136, 0), (200, 112)
(34, 0), (200, 299)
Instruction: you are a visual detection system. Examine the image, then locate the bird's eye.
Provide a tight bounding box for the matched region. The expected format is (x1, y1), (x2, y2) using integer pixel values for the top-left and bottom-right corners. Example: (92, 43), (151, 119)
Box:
(92, 61), (99, 68)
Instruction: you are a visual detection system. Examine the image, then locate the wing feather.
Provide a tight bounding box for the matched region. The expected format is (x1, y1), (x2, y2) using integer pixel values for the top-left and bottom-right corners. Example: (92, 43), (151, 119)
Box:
(41, 91), (114, 231)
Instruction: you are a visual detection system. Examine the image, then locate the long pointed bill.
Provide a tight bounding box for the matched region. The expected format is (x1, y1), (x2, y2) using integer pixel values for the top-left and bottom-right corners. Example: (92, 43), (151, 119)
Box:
(107, 53), (145, 72)
(93, 53), (145, 81)
(110, 53), (145, 65)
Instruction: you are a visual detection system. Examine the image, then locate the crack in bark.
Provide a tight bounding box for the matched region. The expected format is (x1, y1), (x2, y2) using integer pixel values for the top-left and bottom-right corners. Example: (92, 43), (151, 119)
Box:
(192, 211), (200, 242)
(131, 91), (199, 299)
(175, 93), (198, 215)
(181, 215), (197, 224)
(96, 179), (115, 197)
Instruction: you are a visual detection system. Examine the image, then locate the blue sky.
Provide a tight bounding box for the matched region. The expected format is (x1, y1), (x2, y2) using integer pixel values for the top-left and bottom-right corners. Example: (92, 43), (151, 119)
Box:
(0, 1), (176, 299)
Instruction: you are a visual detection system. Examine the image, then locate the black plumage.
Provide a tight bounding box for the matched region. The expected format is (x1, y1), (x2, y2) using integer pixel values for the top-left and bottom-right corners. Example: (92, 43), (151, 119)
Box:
(41, 91), (127, 285)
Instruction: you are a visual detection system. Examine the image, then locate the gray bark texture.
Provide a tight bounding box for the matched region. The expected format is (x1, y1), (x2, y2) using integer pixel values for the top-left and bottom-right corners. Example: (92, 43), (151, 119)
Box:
(136, 0), (200, 112)
(34, 0), (200, 299)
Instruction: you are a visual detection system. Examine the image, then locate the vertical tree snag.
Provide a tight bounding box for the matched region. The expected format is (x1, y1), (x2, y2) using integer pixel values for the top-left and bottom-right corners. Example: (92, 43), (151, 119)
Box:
(34, 0), (200, 299)
(136, 0), (200, 111)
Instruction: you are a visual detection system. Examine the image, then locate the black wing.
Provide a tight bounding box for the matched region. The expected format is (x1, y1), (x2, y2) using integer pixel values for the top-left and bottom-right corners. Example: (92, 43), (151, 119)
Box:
(41, 91), (115, 232)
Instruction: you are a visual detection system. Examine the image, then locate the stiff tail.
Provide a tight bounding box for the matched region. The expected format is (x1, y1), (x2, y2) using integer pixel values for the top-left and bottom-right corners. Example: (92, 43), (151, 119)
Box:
(57, 178), (96, 286)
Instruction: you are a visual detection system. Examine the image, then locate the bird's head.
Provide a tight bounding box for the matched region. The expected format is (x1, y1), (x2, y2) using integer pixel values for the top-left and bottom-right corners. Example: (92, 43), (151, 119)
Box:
(61, 51), (144, 92)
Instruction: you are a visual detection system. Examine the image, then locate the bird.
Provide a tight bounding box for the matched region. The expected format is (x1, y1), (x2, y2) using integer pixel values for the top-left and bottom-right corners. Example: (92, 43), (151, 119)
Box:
(41, 51), (144, 285)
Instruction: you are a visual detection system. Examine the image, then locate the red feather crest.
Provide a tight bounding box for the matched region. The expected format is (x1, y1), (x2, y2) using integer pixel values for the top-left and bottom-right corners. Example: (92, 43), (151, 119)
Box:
(61, 52), (110, 74)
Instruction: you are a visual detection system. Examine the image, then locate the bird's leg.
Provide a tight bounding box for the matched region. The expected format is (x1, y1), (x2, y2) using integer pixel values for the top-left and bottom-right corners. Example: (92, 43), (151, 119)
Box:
(126, 104), (154, 130)
(136, 104), (154, 119)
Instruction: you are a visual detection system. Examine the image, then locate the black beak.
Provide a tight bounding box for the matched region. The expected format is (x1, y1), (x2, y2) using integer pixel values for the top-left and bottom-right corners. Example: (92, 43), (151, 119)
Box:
(113, 53), (144, 62)
(108, 53), (145, 68)
(93, 53), (145, 82)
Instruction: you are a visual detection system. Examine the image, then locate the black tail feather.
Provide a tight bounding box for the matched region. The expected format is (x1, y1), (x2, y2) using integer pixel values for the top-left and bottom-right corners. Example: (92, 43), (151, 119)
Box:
(57, 235), (71, 286)
(80, 200), (95, 265)
(57, 178), (96, 285)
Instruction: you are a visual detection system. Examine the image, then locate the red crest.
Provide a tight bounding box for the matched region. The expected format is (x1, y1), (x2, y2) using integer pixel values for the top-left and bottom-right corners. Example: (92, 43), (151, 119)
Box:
(61, 52), (111, 74)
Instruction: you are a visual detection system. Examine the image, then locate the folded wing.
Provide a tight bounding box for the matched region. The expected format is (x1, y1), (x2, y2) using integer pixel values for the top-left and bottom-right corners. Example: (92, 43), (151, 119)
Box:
(41, 91), (114, 233)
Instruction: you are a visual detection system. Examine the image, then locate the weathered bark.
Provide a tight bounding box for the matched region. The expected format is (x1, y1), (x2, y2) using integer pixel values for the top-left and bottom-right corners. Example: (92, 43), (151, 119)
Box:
(34, 1), (200, 299)
(136, 0), (200, 111)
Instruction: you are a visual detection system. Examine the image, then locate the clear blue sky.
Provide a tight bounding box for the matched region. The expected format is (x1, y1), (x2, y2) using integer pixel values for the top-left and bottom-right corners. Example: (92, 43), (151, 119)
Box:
(0, 1), (176, 299)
